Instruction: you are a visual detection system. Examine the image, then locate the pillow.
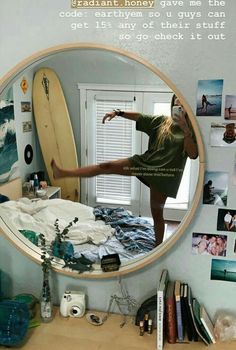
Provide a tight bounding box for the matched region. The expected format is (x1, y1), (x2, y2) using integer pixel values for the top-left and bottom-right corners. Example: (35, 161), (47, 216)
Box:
(0, 194), (10, 203)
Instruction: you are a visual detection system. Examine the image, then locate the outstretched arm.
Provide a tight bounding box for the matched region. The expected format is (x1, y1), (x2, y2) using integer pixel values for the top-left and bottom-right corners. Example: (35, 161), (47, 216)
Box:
(102, 110), (141, 124)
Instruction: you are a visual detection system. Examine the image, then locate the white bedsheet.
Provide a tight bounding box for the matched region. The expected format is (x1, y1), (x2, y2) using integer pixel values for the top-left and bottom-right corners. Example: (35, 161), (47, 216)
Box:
(1, 198), (115, 245)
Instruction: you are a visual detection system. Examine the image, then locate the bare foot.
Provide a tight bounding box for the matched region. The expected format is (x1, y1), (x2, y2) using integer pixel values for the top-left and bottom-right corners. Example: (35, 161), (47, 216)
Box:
(51, 159), (63, 179)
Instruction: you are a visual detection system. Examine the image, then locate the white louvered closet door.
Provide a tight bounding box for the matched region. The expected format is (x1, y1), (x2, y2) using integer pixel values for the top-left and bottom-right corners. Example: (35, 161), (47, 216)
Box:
(85, 91), (142, 215)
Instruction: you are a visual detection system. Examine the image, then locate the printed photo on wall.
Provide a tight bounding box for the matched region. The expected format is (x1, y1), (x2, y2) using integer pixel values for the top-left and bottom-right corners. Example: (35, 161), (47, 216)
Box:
(192, 232), (227, 256)
(0, 89), (19, 183)
(22, 121), (32, 133)
(203, 171), (228, 206)
(217, 209), (236, 232)
(210, 122), (236, 146)
(21, 101), (31, 112)
(224, 95), (236, 120)
(196, 79), (224, 117)
(211, 259), (236, 282)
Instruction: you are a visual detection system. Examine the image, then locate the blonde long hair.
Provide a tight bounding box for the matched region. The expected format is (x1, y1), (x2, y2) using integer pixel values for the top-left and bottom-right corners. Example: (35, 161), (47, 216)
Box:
(156, 94), (176, 147)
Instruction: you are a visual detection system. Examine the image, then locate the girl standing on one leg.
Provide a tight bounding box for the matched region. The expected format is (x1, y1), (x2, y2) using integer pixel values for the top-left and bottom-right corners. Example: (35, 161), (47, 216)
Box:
(51, 94), (198, 247)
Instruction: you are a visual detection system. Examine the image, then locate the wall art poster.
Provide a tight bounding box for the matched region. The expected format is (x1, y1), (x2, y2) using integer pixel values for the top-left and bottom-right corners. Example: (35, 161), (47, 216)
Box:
(192, 232), (227, 256)
(211, 259), (236, 282)
(196, 79), (223, 117)
(210, 122), (236, 147)
(203, 171), (228, 206)
(224, 95), (236, 120)
(217, 209), (236, 232)
(22, 121), (32, 133)
(0, 92), (19, 183)
(21, 101), (31, 112)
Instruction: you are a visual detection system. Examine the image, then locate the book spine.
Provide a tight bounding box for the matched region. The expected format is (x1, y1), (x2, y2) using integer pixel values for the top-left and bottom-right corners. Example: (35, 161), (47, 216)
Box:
(200, 318), (216, 344)
(176, 299), (184, 341)
(165, 297), (177, 343)
(157, 290), (164, 350)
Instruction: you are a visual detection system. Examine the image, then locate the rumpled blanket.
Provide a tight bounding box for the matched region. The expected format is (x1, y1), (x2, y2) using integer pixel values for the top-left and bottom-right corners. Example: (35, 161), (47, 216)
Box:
(93, 207), (155, 252)
(1, 198), (114, 245)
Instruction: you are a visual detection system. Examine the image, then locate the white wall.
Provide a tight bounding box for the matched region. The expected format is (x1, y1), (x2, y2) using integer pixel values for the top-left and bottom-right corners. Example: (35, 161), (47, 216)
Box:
(13, 72), (44, 181)
(0, 0), (236, 319)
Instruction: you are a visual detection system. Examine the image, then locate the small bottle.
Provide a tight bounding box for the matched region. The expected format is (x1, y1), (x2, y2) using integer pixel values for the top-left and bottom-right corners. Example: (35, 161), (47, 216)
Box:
(33, 174), (39, 194)
(30, 180), (34, 193)
(144, 314), (149, 332)
(139, 320), (144, 336)
(147, 318), (153, 335)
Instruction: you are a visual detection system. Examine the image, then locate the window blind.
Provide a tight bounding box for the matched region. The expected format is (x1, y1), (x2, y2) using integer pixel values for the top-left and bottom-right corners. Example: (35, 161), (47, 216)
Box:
(95, 98), (134, 204)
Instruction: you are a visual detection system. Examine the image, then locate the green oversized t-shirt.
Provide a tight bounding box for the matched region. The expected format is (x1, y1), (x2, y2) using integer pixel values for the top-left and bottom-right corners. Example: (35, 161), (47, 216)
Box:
(128, 114), (188, 198)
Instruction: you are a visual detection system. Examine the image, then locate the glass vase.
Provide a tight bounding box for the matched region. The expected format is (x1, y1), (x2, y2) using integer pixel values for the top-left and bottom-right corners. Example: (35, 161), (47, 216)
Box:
(40, 271), (53, 323)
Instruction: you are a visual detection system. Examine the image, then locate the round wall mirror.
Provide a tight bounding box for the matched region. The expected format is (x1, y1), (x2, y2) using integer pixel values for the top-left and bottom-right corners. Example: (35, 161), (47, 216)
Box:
(0, 44), (205, 278)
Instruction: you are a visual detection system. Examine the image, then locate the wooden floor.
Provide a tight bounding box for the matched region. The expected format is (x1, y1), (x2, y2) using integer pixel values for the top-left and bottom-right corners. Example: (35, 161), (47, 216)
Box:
(3, 308), (235, 350)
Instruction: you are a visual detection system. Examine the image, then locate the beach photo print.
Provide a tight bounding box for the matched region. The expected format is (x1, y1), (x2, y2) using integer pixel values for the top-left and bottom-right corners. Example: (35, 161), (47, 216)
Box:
(192, 232), (227, 257)
(210, 122), (236, 147)
(196, 79), (224, 117)
(203, 171), (228, 206)
(224, 95), (236, 120)
(217, 209), (236, 232)
(0, 91), (19, 184)
(211, 259), (236, 283)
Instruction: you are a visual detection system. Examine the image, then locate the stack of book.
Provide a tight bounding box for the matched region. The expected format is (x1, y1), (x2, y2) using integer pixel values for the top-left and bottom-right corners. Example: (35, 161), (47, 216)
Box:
(157, 270), (216, 349)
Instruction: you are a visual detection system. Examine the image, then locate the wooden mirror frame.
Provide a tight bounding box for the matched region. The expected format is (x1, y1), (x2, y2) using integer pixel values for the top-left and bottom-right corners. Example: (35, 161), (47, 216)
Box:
(0, 43), (205, 278)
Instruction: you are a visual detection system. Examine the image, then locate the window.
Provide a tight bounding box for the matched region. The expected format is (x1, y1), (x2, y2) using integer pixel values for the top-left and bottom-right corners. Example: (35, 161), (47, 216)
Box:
(82, 89), (142, 213)
(95, 97), (133, 204)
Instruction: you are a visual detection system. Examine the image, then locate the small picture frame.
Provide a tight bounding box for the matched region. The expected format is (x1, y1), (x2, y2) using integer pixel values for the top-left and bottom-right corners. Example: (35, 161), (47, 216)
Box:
(22, 121), (32, 133)
(203, 171), (228, 206)
(21, 101), (31, 112)
(217, 209), (236, 232)
(224, 95), (236, 120)
(211, 259), (236, 282)
(196, 79), (223, 117)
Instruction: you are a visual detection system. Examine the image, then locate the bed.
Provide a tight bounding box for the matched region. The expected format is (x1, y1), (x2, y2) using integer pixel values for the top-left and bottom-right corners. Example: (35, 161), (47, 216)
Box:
(0, 178), (156, 266)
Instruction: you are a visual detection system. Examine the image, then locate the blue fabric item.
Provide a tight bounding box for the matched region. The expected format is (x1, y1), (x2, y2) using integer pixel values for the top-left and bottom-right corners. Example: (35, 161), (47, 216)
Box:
(19, 230), (39, 246)
(0, 300), (29, 346)
(52, 240), (74, 261)
(0, 194), (9, 203)
(93, 207), (155, 253)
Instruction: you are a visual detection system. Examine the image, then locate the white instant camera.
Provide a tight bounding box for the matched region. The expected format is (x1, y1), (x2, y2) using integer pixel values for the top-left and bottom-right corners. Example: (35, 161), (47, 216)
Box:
(60, 290), (86, 318)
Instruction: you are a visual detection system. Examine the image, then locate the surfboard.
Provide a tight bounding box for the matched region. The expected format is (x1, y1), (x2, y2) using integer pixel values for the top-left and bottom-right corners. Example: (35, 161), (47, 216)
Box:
(32, 68), (79, 201)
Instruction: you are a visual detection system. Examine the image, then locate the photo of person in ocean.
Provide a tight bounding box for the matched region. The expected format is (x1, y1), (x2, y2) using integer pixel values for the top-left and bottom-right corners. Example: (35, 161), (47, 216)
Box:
(51, 94), (198, 247)
(203, 171), (228, 207)
(196, 79), (223, 117)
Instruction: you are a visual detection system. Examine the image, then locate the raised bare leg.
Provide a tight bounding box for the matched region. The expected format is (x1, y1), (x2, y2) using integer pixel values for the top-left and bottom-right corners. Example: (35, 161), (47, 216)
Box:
(150, 187), (167, 247)
(51, 158), (133, 179)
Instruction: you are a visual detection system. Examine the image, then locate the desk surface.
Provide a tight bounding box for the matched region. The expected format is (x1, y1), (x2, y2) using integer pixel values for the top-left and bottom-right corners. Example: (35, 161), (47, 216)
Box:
(1, 309), (235, 350)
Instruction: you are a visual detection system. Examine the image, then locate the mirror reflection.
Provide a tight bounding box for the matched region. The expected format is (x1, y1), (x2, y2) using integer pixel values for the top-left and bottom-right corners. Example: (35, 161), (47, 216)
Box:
(0, 48), (200, 272)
